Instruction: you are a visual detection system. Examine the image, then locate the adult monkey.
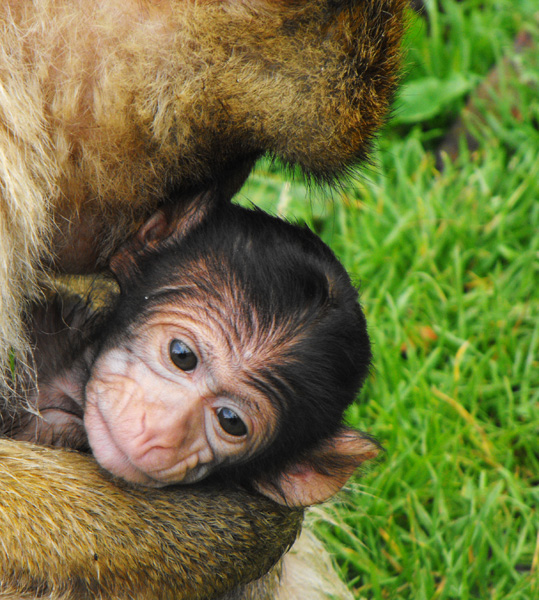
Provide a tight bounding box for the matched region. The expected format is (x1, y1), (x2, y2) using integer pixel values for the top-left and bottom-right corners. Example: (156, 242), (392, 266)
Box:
(0, 0), (406, 598)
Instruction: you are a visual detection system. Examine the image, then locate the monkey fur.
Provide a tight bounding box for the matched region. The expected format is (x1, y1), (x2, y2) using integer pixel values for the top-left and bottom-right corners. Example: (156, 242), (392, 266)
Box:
(0, 437), (348, 600)
(0, 439), (351, 600)
(0, 1), (406, 598)
(0, 0), (406, 397)
(8, 194), (377, 506)
(0, 439), (302, 600)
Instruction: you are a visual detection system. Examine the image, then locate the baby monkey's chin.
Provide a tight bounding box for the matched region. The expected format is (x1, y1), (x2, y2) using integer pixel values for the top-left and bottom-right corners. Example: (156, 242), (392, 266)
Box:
(102, 459), (211, 488)
(82, 403), (153, 486)
(105, 461), (212, 488)
(84, 404), (212, 487)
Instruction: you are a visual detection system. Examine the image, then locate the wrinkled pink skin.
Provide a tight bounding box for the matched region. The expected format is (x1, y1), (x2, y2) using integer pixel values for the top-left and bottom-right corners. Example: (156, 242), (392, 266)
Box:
(18, 305), (276, 489)
(83, 308), (276, 487)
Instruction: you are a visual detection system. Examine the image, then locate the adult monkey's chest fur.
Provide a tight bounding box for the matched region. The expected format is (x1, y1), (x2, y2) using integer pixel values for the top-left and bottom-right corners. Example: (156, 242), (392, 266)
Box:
(7, 0), (405, 200)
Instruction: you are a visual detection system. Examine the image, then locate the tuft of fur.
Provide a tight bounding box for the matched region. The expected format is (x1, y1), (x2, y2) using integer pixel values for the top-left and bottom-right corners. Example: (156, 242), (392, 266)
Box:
(276, 529), (355, 600)
(0, 0), (406, 398)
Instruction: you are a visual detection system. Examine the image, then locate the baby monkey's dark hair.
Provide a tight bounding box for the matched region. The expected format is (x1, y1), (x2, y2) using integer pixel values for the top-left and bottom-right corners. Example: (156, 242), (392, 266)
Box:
(108, 197), (372, 488)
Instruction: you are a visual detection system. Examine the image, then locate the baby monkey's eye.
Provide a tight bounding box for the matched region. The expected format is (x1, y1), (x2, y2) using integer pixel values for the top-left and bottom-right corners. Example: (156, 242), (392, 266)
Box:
(216, 407), (247, 437)
(169, 339), (198, 371)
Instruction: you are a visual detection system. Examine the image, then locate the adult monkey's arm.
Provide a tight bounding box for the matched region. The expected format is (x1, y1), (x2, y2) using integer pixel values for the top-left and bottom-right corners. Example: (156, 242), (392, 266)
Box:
(0, 440), (301, 600)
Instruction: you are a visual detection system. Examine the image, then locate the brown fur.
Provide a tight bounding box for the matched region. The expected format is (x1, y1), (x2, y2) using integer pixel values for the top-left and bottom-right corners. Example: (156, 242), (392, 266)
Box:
(0, 0), (406, 398)
(223, 529), (355, 600)
(0, 439), (302, 600)
(0, 1), (406, 597)
(0, 439), (350, 600)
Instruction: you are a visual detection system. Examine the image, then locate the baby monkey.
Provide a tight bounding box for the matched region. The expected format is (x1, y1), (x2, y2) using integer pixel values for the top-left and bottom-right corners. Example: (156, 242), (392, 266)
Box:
(10, 193), (377, 507)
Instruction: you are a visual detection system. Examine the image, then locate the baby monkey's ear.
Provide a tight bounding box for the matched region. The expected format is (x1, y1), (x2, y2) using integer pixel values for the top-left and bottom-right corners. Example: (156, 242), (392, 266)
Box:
(110, 189), (218, 283)
(254, 429), (381, 507)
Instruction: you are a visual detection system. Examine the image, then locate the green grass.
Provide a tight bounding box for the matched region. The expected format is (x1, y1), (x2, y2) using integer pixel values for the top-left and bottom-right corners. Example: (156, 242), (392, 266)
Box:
(237, 1), (539, 598)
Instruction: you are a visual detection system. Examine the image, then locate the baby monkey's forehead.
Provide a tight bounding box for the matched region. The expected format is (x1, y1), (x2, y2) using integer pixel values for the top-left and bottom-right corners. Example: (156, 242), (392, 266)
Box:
(145, 285), (301, 352)
(142, 296), (296, 405)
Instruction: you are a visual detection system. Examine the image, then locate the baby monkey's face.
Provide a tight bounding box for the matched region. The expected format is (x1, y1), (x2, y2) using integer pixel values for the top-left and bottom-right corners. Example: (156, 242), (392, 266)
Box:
(83, 301), (278, 487)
